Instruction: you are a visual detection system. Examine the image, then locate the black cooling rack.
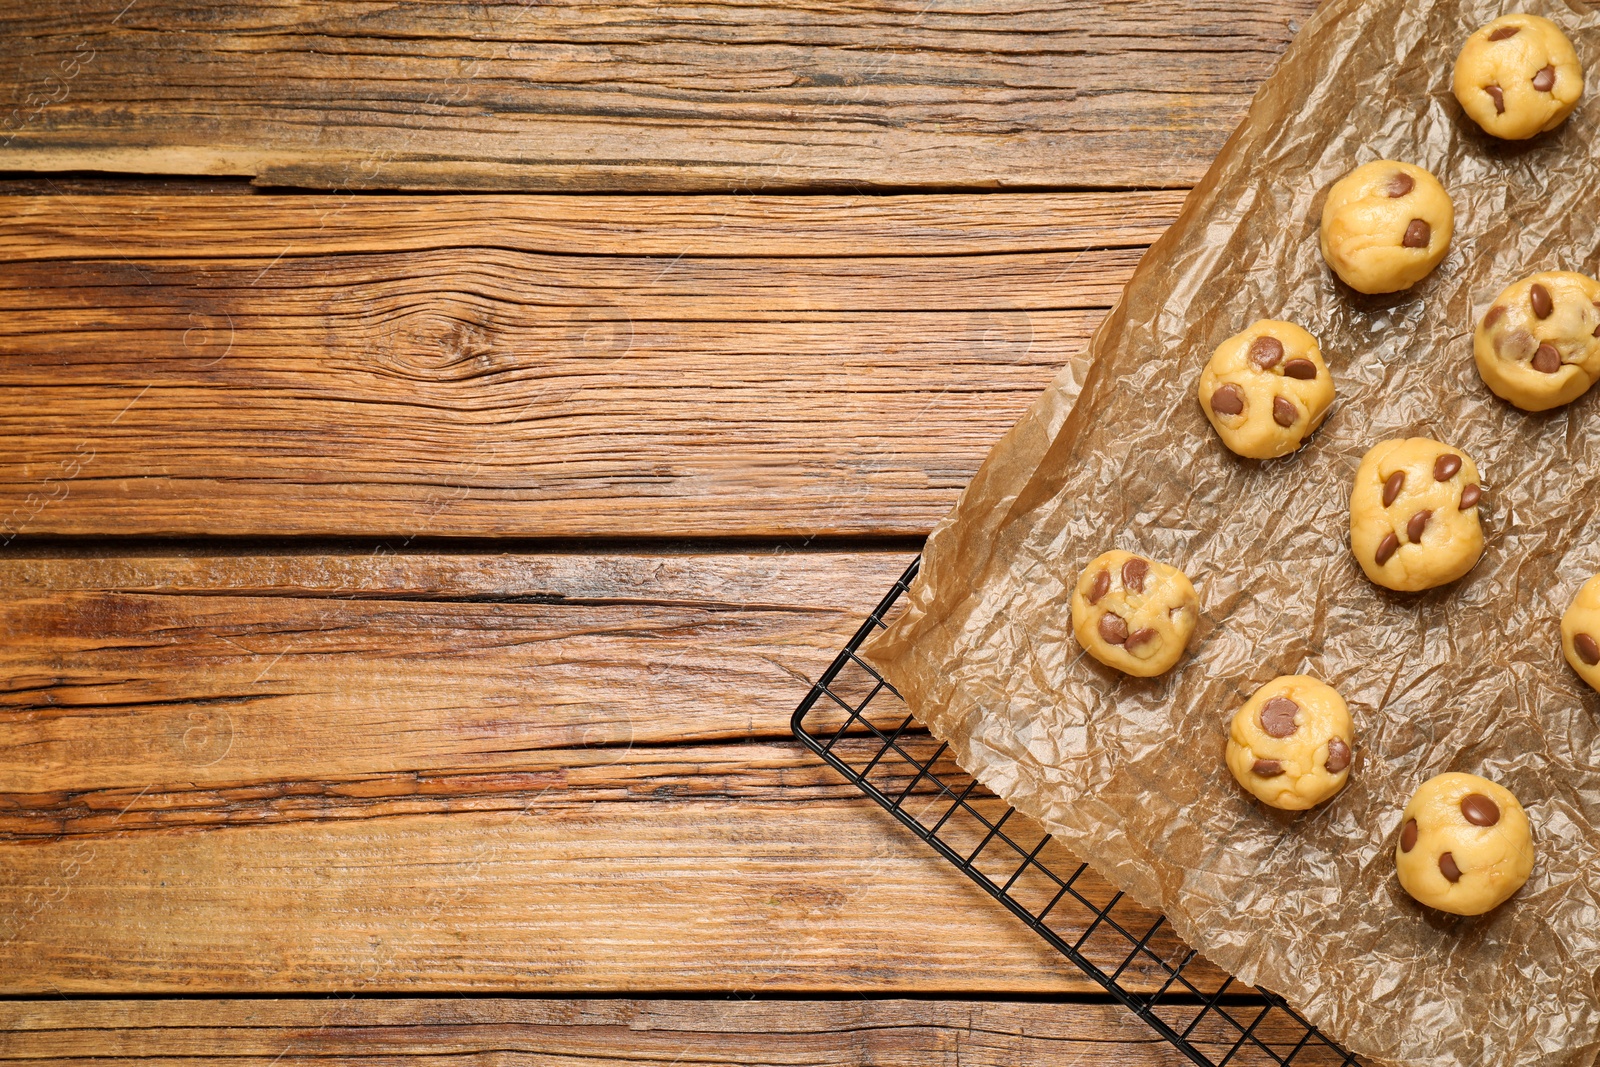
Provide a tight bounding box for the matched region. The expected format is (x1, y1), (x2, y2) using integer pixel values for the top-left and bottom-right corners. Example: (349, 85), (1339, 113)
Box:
(791, 557), (1360, 1067)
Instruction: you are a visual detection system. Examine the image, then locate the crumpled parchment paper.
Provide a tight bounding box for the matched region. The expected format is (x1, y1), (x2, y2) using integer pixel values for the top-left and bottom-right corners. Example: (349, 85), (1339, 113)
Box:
(862, 2), (1600, 1065)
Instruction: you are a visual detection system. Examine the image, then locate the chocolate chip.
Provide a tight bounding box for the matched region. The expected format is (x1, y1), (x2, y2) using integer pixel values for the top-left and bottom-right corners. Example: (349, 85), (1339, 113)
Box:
(1325, 737), (1351, 773)
(1211, 383), (1245, 417)
(1488, 25), (1520, 41)
(1486, 84), (1506, 114)
(1402, 219), (1430, 249)
(1460, 793), (1501, 827)
(1533, 344), (1562, 374)
(1594, 324), (1600, 339)
(1098, 612), (1128, 645)
(1387, 172), (1414, 198)
(1533, 65), (1556, 93)
(1252, 759), (1284, 778)
(1433, 454), (1462, 481)
(1282, 358), (1317, 380)
(1375, 532), (1400, 566)
(1459, 483), (1482, 510)
(1484, 305), (1505, 328)
(1530, 283), (1553, 319)
(1249, 336), (1284, 370)
(1121, 557), (1148, 594)
(1407, 509), (1431, 544)
(1272, 396), (1297, 427)
(1401, 818), (1418, 852)
(1089, 569), (1110, 605)
(1125, 628), (1159, 653)
(1260, 696), (1300, 738)
(1576, 632), (1600, 667)
(1439, 852), (1462, 883)
(1383, 470), (1406, 507)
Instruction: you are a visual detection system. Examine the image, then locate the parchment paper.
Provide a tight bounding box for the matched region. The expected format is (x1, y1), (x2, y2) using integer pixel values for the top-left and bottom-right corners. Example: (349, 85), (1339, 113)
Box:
(862, 2), (1600, 1065)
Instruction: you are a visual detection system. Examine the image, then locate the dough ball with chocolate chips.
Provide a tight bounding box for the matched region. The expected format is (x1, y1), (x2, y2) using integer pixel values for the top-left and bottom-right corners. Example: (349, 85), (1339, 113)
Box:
(1069, 550), (1198, 678)
(1198, 320), (1335, 459)
(1319, 160), (1453, 294)
(1562, 574), (1600, 694)
(1396, 772), (1533, 916)
(1475, 271), (1600, 412)
(1453, 14), (1584, 141)
(1350, 438), (1485, 592)
(1225, 675), (1354, 811)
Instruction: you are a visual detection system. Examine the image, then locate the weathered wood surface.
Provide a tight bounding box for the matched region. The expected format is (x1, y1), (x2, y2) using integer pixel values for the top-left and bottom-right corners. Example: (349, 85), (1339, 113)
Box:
(0, 551), (907, 789)
(0, 192), (1179, 541)
(0, 998), (1331, 1066)
(0, 190), (1183, 257)
(0, 2), (1318, 192)
(0, 551), (1227, 995)
(0, 0), (1316, 1049)
(0, 794), (1208, 995)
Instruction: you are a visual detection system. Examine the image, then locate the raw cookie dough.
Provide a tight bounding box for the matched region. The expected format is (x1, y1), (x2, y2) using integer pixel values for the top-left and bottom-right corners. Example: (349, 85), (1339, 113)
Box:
(1319, 160), (1454, 294)
(1198, 320), (1335, 459)
(1562, 574), (1600, 694)
(1350, 439), (1484, 592)
(1396, 772), (1534, 916)
(1474, 271), (1600, 412)
(1070, 550), (1198, 678)
(1225, 675), (1354, 811)
(1453, 14), (1584, 140)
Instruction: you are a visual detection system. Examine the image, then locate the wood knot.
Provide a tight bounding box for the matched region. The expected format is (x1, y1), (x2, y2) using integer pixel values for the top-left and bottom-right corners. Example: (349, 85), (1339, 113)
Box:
(363, 304), (503, 383)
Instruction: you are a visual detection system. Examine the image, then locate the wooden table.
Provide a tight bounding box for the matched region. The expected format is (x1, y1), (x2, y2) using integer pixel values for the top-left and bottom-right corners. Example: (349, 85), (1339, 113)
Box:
(0, 2), (1318, 1061)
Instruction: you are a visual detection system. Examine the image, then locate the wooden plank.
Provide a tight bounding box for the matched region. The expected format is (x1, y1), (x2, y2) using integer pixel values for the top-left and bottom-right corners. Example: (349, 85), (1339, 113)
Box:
(0, 551), (1230, 995)
(0, 551), (908, 791)
(3, 739), (979, 836)
(0, 192), (1173, 540)
(1, 190), (1185, 257)
(0, 997), (1331, 1066)
(0, 2), (1319, 192)
(0, 790), (1224, 995)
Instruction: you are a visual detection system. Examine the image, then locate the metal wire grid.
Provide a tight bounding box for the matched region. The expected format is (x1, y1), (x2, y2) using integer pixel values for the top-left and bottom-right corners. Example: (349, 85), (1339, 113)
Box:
(791, 558), (1360, 1067)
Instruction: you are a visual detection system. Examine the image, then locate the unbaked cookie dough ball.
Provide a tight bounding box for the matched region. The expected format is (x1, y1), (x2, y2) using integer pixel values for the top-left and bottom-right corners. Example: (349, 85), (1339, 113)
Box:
(1453, 14), (1584, 140)
(1562, 574), (1600, 693)
(1198, 320), (1335, 459)
(1475, 271), (1600, 412)
(1319, 161), (1453, 295)
(1350, 438), (1485, 592)
(1225, 675), (1354, 811)
(1070, 550), (1198, 678)
(1396, 772), (1534, 916)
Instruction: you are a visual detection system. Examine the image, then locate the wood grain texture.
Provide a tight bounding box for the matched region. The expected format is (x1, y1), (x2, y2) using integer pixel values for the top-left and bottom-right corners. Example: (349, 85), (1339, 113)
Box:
(0, 1), (1318, 192)
(1, 189), (1185, 257)
(0, 0), (1308, 1045)
(0, 551), (1229, 996)
(0, 551), (906, 791)
(0, 192), (1178, 540)
(0, 998), (1337, 1066)
(0, 794), (1219, 995)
